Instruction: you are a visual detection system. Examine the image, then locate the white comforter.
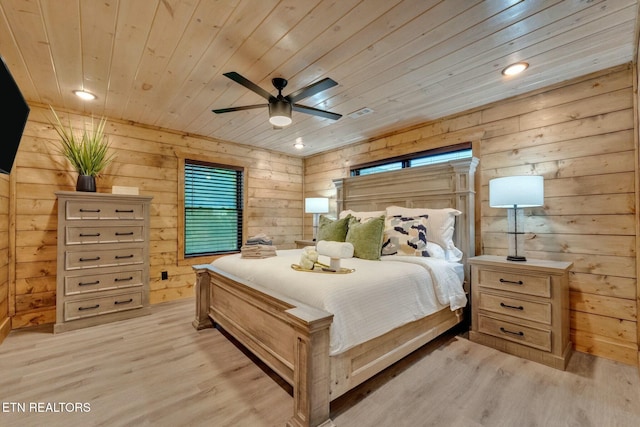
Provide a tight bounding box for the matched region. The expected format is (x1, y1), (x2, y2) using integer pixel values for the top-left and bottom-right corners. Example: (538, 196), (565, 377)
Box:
(211, 249), (466, 355)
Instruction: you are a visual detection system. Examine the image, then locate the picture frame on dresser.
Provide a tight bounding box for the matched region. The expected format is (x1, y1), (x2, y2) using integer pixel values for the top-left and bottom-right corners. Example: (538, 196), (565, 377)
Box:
(54, 191), (153, 333)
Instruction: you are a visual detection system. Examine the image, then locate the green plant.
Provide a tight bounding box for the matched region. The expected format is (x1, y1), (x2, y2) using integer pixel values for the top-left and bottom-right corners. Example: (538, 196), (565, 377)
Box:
(49, 106), (115, 177)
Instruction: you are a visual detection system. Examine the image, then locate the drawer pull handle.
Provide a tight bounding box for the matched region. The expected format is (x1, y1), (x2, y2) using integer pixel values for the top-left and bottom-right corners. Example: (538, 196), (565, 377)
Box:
(79, 208), (101, 213)
(78, 304), (100, 311)
(79, 233), (101, 237)
(500, 302), (524, 311)
(114, 298), (134, 305)
(500, 327), (524, 337)
(116, 209), (134, 213)
(79, 256), (101, 262)
(499, 278), (523, 285)
(79, 280), (100, 286)
(115, 276), (134, 282)
(115, 254), (134, 259)
(115, 232), (134, 236)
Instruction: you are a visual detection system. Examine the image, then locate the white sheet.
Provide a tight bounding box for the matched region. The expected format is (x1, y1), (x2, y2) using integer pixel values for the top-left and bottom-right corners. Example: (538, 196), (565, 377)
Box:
(211, 249), (466, 355)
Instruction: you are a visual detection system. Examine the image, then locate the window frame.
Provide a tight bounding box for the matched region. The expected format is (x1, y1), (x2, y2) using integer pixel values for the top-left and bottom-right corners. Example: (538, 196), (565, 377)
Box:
(177, 152), (247, 266)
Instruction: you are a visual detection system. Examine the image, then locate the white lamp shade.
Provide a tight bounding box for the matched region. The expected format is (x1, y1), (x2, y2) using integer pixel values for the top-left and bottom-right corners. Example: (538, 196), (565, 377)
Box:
(489, 176), (544, 208)
(305, 197), (329, 214)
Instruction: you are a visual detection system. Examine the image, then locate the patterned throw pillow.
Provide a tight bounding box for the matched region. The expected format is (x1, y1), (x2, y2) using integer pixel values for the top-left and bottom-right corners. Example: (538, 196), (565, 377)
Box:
(382, 215), (429, 256)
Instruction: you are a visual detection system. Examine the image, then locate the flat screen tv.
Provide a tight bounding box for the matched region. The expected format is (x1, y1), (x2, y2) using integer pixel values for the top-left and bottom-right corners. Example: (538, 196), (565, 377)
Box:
(0, 55), (30, 174)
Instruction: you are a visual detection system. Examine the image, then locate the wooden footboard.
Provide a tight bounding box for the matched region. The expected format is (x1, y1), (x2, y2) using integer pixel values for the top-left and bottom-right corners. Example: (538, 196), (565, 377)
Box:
(193, 264), (463, 427)
(329, 306), (462, 400)
(193, 264), (335, 427)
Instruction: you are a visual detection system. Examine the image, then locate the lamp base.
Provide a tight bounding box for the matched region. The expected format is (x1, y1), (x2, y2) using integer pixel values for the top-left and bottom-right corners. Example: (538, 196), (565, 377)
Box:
(507, 255), (527, 262)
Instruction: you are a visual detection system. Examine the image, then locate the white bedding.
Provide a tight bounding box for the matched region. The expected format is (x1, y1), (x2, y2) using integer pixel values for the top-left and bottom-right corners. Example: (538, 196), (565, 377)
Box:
(211, 249), (466, 355)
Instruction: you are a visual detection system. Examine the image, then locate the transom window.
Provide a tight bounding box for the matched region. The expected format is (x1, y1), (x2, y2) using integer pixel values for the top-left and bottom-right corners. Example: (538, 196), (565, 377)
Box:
(350, 143), (472, 176)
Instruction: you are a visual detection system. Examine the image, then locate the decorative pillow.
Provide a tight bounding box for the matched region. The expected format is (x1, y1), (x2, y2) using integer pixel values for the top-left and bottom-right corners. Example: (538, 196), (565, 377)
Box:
(381, 215), (429, 256)
(345, 215), (385, 260)
(385, 206), (463, 261)
(316, 214), (351, 242)
(339, 209), (386, 222)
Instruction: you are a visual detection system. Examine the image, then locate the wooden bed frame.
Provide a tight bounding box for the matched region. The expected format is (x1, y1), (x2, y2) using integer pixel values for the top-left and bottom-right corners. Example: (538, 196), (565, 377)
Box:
(193, 157), (478, 427)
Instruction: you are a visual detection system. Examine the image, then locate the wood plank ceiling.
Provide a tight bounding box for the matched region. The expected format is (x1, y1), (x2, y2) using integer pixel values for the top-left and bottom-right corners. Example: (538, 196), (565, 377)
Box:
(0, 0), (637, 157)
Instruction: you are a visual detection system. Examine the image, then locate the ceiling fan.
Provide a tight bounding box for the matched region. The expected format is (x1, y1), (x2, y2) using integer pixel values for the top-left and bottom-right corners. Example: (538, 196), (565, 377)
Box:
(212, 72), (342, 127)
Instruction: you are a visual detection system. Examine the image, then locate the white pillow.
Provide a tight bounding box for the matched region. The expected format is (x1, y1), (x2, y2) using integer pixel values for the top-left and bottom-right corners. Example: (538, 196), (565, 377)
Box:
(339, 209), (386, 222)
(425, 241), (447, 259)
(385, 206), (463, 262)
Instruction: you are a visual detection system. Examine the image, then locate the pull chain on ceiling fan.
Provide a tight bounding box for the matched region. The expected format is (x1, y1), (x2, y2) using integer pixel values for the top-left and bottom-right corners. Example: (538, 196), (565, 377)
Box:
(212, 72), (342, 127)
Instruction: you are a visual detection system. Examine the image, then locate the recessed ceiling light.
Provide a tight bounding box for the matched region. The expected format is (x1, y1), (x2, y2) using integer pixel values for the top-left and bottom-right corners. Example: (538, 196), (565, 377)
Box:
(294, 138), (305, 149)
(502, 62), (529, 76)
(73, 90), (96, 100)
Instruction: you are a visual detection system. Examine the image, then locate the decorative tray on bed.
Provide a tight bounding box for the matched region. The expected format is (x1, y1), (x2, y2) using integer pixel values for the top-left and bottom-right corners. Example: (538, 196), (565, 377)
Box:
(290, 264), (355, 274)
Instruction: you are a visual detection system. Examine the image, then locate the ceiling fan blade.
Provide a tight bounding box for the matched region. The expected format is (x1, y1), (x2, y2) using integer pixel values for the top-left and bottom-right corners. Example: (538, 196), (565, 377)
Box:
(286, 78), (338, 103)
(292, 104), (342, 120)
(212, 104), (267, 114)
(223, 72), (273, 100)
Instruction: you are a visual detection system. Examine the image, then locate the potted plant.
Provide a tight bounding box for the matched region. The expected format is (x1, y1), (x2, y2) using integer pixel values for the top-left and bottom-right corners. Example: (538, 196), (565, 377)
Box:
(49, 106), (115, 192)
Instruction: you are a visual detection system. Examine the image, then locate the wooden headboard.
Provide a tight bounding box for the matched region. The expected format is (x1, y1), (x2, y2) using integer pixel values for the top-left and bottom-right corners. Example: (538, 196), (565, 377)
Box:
(333, 157), (478, 285)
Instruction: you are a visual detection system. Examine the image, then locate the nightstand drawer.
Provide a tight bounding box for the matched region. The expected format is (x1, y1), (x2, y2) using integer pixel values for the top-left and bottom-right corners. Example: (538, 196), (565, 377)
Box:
(478, 268), (550, 298)
(478, 315), (551, 352)
(64, 291), (143, 321)
(478, 293), (551, 325)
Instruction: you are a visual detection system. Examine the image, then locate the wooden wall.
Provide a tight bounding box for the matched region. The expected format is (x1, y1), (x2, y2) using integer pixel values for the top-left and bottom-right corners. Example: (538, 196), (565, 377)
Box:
(6, 105), (303, 330)
(304, 64), (638, 365)
(0, 175), (9, 342)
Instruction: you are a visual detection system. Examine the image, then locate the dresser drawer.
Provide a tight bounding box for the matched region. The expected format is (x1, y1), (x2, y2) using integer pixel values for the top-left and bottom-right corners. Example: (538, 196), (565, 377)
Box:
(477, 268), (550, 298)
(64, 269), (143, 295)
(66, 225), (144, 245)
(64, 291), (143, 321)
(478, 292), (551, 325)
(478, 315), (551, 352)
(65, 200), (145, 220)
(65, 247), (144, 270)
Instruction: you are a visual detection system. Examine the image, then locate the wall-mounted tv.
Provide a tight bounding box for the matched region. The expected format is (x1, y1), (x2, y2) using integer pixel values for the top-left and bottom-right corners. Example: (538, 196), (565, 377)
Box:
(0, 55), (30, 175)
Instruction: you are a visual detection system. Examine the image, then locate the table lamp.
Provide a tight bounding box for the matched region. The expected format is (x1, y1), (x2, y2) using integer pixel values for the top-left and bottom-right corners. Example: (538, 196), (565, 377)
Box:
(489, 176), (544, 261)
(305, 197), (329, 240)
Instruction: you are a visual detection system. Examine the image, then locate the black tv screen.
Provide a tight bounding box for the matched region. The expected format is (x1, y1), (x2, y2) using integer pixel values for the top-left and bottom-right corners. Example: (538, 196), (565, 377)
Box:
(0, 55), (30, 174)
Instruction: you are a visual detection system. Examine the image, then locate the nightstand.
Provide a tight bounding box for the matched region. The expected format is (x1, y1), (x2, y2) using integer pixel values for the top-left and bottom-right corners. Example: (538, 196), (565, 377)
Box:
(295, 239), (316, 248)
(468, 255), (573, 370)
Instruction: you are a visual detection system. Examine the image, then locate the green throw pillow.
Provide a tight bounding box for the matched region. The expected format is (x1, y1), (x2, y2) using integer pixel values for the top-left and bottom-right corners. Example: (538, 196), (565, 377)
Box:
(345, 215), (385, 260)
(316, 214), (351, 242)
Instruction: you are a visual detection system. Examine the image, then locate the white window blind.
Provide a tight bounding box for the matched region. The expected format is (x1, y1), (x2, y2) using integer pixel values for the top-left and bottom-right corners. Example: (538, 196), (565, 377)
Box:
(184, 161), (243, 256)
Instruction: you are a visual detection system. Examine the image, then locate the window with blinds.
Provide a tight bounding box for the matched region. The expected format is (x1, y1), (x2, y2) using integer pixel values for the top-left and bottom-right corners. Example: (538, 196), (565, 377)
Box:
(184, 160), (243, 257)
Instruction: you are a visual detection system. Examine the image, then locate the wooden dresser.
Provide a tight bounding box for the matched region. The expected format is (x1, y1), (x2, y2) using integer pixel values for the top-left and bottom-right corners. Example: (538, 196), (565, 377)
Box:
(468, 255), (573, 370)
(54, 191), (153, 333)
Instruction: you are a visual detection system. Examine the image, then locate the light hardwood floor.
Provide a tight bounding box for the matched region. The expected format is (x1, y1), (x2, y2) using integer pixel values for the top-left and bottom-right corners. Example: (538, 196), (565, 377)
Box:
(1, 299), (638, 427)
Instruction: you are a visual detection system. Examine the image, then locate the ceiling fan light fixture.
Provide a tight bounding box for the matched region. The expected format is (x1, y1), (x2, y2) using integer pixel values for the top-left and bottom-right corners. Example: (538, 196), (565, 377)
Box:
(268, 100), (292, 127)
